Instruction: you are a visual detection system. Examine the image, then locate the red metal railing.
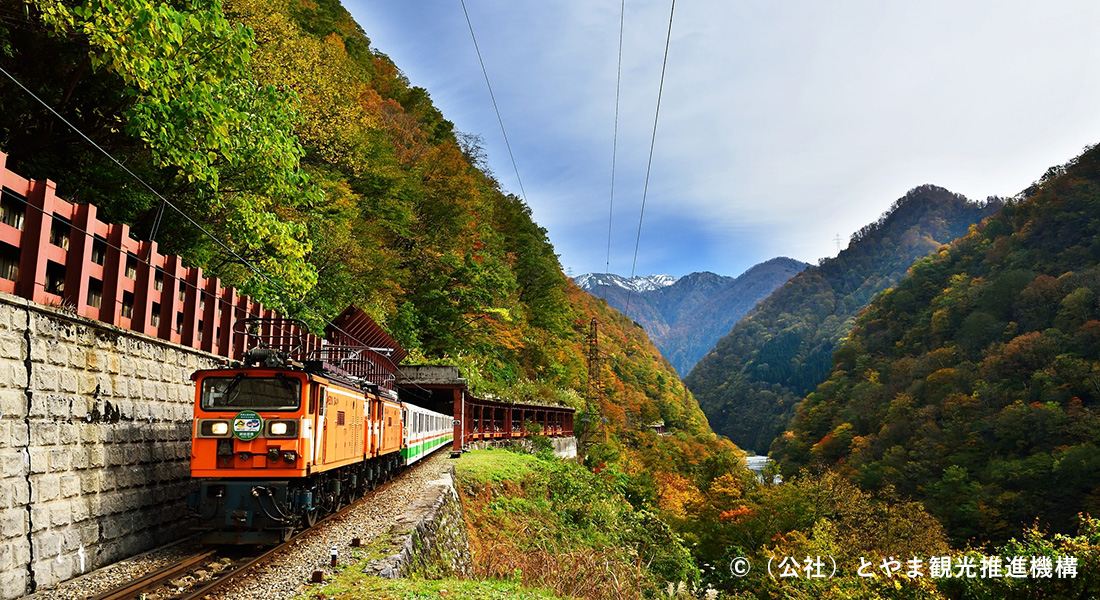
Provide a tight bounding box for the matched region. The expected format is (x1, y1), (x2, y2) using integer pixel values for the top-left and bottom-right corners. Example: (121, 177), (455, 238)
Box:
(458, 395), (574, 449)
(0, 151), (328, 361)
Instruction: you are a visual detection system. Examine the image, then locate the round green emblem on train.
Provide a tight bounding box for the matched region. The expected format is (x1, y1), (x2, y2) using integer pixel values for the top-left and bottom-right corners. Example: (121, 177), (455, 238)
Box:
(232, 410), (263, 441)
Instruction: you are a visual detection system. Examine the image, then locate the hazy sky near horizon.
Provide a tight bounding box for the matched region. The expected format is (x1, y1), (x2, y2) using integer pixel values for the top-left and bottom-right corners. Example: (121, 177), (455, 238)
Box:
(344, 1), (1100, 279)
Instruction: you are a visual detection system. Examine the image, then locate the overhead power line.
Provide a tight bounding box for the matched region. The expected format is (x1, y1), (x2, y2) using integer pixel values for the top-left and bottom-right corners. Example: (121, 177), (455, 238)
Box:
(0, 64), (285, 293)
(606, 0), (626, 275)
(0, 64), (384, 352)
(459, 0), (528, 204)
(625, 0), (676, 315)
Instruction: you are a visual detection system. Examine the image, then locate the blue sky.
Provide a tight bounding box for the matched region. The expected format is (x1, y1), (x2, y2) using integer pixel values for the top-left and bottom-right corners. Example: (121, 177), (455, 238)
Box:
(343, 1), (1100, 279)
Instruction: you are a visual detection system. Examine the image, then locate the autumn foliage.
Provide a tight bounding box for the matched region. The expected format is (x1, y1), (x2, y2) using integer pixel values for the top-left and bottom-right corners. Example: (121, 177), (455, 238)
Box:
(778, 144), (1100, 546)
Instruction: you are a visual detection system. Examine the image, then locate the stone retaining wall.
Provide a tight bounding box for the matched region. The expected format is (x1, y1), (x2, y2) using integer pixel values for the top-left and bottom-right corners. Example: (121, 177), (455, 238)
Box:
(464, 436), (578, 459)
(0, 292), (220, 598)
(364, 463), (471, 579)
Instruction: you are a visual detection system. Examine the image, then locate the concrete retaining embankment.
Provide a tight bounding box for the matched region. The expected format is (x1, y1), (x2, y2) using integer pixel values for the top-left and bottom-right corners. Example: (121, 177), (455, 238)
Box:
(0, 292), (220, 598)
(364, 462), (471, 579)
(464, 436), (577, 459)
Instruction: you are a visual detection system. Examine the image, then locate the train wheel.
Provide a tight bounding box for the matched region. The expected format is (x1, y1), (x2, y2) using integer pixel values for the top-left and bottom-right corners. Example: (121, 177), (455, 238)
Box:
(304, 508), (318, 528)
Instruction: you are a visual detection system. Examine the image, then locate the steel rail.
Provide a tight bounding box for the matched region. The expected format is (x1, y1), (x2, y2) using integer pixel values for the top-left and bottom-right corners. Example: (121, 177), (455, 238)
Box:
(173, 465), (414, 600)
(88, 550), (217, 600)
(89, 453), (437, 600)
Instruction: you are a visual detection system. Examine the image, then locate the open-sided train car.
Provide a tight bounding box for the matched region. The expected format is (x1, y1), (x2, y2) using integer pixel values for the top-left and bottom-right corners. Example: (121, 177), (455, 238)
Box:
(188, 318), (451, 544)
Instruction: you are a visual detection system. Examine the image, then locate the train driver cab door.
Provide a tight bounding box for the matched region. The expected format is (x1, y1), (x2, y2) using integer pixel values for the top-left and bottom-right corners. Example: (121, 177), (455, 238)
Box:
(367, 396), (376, 455)
(311, 385), (327, 467)
(401, 406), (409, 450)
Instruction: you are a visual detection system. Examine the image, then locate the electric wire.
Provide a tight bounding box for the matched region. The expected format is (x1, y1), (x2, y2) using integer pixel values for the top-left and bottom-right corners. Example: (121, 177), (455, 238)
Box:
(148, 199), (166, 252)
(0, 64), (401, 362)
(624, 0), (676, 315)
(459, 0), (528, 203)
(0, 65), (297, 300)
(606, 0), (626, 275)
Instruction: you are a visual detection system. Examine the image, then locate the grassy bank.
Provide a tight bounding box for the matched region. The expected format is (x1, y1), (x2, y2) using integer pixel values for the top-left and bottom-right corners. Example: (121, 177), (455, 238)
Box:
(454, 447), (698, 600)
(299, 574), (574, 599)
(294, 447), (700, 600)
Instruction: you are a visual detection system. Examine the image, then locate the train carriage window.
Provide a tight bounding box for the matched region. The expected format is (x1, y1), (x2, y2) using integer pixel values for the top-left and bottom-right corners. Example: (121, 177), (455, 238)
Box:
(201, 374), (301, 411)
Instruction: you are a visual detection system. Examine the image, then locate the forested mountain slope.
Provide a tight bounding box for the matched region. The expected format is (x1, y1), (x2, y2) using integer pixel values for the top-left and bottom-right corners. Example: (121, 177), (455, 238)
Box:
(775, 144), (1100, 544)
(579, 258), (808, 375)
(0, 0), (739, 504)
(686, 186), (1001, 454)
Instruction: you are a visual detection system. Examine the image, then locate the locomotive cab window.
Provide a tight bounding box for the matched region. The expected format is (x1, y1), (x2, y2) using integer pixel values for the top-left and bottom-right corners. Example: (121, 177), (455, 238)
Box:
(200, 374), (301, 411)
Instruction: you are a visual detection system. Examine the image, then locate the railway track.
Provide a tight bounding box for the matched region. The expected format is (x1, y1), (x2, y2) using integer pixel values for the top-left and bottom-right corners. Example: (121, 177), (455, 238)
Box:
(88, 551), (218, 600)
(88, 471), (405, 600)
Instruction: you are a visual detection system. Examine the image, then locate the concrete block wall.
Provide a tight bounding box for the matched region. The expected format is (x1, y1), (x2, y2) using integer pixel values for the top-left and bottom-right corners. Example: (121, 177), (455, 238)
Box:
(465, 437), (578, 460)
(365, 463), (471, 579)
(0, 292), (220, 598)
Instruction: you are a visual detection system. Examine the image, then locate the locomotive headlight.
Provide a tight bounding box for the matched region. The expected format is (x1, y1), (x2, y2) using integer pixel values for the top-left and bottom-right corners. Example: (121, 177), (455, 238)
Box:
(198, 419), (232, 438)
(265, 420), (298, 439)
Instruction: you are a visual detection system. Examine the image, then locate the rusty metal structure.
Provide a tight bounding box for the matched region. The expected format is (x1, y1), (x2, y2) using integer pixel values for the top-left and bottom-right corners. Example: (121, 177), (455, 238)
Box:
(586, 317), (602, 403)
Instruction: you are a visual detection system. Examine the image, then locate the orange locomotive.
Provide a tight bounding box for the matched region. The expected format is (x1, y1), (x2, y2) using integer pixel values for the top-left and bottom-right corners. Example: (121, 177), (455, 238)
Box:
(189, 324), (451, 544)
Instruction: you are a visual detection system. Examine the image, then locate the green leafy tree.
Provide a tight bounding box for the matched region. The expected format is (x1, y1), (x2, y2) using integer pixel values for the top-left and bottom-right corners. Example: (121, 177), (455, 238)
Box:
(777, 144), (1100, 544)
(687, 186), (1000, 454)
(3, 0), (320, 305)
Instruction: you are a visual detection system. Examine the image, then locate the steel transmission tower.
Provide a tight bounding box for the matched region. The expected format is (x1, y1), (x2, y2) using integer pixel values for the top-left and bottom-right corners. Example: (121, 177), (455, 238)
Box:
(586, 318), (602, 403)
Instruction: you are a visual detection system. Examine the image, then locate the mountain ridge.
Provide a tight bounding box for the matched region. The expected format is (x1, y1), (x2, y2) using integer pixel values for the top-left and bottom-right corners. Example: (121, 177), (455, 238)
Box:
(577, 257), (809, 375)
(686, 185), (1003, 454)
(776, 144), (1100, 544)
(574, 273), (679, 293)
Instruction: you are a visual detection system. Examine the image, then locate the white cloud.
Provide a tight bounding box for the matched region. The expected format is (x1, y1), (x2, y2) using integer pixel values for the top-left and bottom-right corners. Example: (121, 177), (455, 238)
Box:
(345, 0), (1100, 277)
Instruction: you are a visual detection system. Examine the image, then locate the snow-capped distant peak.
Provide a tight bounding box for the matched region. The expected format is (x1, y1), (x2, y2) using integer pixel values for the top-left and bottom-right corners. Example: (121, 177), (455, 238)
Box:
(641, 274), (679, 290)
(575, 273), (679, 293)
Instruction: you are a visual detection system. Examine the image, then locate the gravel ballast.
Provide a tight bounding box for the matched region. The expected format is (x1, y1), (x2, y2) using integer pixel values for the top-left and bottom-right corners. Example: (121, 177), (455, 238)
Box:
(25, 451), (453, 600)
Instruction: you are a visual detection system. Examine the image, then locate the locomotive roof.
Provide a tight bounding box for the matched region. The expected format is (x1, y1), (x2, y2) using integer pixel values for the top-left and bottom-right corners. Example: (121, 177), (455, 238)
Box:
(190, 364), (399, 399)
